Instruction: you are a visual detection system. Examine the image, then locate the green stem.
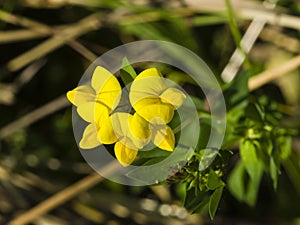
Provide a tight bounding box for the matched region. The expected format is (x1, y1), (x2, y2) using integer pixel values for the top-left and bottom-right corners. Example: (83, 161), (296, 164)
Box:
(225, 0), (251, 69)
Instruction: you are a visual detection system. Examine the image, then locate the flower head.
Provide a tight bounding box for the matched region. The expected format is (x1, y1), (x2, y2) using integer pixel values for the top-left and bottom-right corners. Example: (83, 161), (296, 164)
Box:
(66, 66), (121, 149)
(67, 66), (186, 166)
(99, 112), (150, 166)
(129, 68), (186, 124)
(129, 68), (186, 151)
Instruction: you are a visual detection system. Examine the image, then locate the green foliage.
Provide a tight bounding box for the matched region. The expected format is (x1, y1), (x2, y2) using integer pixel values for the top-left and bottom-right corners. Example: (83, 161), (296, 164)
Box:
(117, 59), (297, 219)
(120, 57), (137, 85)
(225, 74), (297, 206)
(1, 2), (299, 223)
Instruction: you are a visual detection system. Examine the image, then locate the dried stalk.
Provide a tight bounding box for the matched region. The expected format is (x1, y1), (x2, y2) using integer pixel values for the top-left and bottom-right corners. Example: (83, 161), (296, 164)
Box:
(8, 162), (120, 225)
(0, 95), (69, 139)
(249, 54), (300, 91)
(5, 13), (101, 73)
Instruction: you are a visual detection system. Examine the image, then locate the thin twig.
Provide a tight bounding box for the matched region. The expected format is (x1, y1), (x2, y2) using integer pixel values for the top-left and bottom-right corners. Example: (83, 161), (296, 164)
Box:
(8, 161), (120, 225)
(0, 30), (48, 44)
(0, 10), (98, 61)
(249, 54), (300, 91)
(6, 14), (101, 72)
(259, 27), (300, 53)
(183, 0), (300, 31)
(0, 95), (69, 139)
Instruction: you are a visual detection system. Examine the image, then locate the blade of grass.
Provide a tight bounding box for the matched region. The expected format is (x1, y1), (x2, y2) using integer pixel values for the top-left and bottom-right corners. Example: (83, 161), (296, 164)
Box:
(0, 30), (46, 43)
(191, 14), (228, 26)
(1, 13), (102, 75)
(224, 0), (242, 49)
(0, 9), (51, 33)
(224, 0), (250, 68)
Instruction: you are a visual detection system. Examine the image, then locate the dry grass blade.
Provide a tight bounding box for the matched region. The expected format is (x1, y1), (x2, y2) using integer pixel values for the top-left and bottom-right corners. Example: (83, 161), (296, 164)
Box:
(8, 161), (120, 225)
(0, 95), (69, 139)
(0, 30), (48, 44)
(0, 9), (51, 33)
(4, 13), (101, 73)
(68, 40), (98, 62)
(249, 54), (300, 91)
(183, 0), (300, 30)
(259, 27), (300, 53)
(20, 0), (103, 8)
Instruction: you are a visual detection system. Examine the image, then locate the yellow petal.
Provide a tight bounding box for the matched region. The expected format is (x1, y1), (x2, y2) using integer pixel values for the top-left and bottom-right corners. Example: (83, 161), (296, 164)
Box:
(110, 112), (131, 139)
(66, 85), (95, 106)
(79, 123), (101, 149)
(110, 112), (146, 149)
(91, 66), (121, 94)
(129, 113), (151, 141)
(97, 91), (121, 110)
(134, 101), (174, 124)
(160, 87), (186, 109)
(77, 102), (110, 123)
(136, 68), (162, 80)
(130, 68), (165, 106)
(114, 141), (138, 166)
(98, 117), (117, 144)
(152, 125), (175, 151)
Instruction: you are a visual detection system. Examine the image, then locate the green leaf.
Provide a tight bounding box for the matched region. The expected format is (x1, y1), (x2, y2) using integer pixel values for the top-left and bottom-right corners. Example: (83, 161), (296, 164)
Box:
(192, 15), (228, 26)
(282, 154), (300, 196)
(223, 71), (249, 111)
(207, 170), (224, 190)
(278, 136), (292, 160)
(240, 139), (259, 179)
(184, 188), (210, 214)
(228, 160), (263, 206)
(138, 148), (171, 159)
(239, 139), (264, 206)
(127, 146), (194, 184)
(120, 57), (136, 85)
(245, 162), (263, 206)
(208, 186), (224, 219)
(245, 102), (265, 123)
(198, 148), (219, 171)
(270, 157), (279, 189)
(228, 161), (246, 201)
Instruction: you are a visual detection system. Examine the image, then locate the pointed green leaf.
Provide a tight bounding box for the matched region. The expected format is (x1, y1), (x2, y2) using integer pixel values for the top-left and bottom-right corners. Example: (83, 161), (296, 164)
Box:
(126, 146), (194, 184)
(207, 170), (224, 190)
(245, 161), (263, 206)
(270, 157), (279, 189)
(208, 187), (224, 219)
(223, 71), (249, 111)
(278, 136), (292, 160)
(240, 139), (259, 179)
(245, 102), (265, 123)
(120, 57), (137, 85)
(138, 148), (171, 159)
(228, 161), (246, 201)
(184, 188), (210, 214)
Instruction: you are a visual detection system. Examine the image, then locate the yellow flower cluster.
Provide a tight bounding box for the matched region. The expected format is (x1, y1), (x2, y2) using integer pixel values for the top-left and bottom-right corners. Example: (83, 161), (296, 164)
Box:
(67, 66), (186, 166)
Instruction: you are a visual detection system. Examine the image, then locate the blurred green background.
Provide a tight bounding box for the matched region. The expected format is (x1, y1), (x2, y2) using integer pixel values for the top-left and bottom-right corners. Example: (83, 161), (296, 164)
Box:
(0, 0), (300, 224)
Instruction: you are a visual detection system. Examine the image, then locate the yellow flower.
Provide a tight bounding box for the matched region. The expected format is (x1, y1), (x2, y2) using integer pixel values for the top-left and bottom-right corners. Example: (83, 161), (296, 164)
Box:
(129, 68), (186, 151)
(66, 66), (121, 149)
(99, 112), (150, 166)
(67, 66), (185, 166)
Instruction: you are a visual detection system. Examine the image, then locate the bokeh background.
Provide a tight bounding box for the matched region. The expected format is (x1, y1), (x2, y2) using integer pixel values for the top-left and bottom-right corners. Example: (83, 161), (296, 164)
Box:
(0, 0), (300, 224)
